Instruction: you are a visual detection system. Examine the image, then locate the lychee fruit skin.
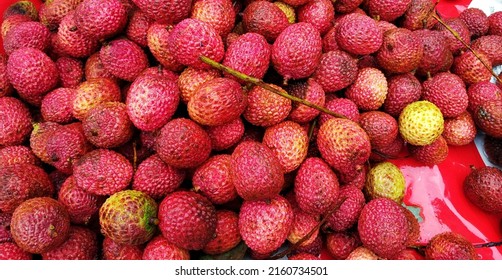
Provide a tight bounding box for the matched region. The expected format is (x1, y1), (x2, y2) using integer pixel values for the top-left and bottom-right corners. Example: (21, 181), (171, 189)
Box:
(312, 50), (359, 93)
(142, 235), (190, 260)
(155, 118), (212, 169)
(192, 154), (237, 205)
(463, 166), (502, 214)
(6, 47), (59, 106)
(425, 232), (478, 260)
(335, 13), (383, 56)
(158, 191), (217, 251)
(202, 210), (241, 255)
(168, 18), (224, 70)
(0, 242), (32, 260)
(74, 0), (128, 40)
(239, 195), (293, 255)
(230, 140), (284, 201)
(345, 67), (388, 111)
(325, 186), (366, 232)
(0, 96), (33, 146)
(398, 100), (444, 146)
(99, 38), (149, 82)
(41, 226), (98, 260)
(131, 0), (192, 24)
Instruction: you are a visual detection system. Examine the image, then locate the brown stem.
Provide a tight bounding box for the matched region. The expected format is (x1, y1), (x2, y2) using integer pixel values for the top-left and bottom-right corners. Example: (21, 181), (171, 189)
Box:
(132, 140), (138, 171)
(268, 197), (347, 260)
(474, 240), (502, 248)
(199, 56), (347, 119)
(308, 119), (317, 141)
(431, 13), (502, 85)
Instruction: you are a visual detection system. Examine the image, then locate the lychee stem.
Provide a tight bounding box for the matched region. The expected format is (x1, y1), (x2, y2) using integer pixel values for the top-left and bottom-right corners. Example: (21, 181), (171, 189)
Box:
(431, 13), (502, 85)
(132, 140), (138, 171)
(474, 240), (502, 248)
(199, 56), (347, 119)
(268, 197), (347, 260)
(308, 119), (317, 141)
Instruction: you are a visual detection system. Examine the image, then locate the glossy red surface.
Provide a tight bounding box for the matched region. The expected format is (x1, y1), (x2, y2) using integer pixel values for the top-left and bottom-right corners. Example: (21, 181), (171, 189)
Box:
(3, 0), (502, 260)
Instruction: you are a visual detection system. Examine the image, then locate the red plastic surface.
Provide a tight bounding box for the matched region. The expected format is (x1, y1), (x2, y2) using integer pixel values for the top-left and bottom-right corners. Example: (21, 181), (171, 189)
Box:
(3, 0), (502, 260)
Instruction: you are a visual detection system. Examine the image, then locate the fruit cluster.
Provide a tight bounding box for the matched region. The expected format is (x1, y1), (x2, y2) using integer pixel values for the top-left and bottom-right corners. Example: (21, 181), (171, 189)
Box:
(0, 0), (501, 261)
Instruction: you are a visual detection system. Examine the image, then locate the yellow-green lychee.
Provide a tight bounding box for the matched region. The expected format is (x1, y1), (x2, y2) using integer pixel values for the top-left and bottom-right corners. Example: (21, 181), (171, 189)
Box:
(274, 2), (296, 24)
(365, 161), (406, 203)
(398, 100), (444, 146)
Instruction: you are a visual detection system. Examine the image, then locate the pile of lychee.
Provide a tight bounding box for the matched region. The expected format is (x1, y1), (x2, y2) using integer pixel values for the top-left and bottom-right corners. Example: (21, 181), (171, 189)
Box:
(0, 0), (501, 260)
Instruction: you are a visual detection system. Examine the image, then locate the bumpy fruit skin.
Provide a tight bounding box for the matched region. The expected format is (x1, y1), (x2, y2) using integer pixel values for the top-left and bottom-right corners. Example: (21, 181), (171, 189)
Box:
(146, 23), (183, 72)
(178, 67), (220, 104)
(435, 18), (470, 55)
(30, 122), (62, 164)
(3, 21), (51, 55)
(263, 121), (308, 173)
(442, 112), (477, 146)
(345, 67), (388, 111)
(132, 155), (185, 200)
(0, 97), (32, 146)
(142, 235), (190, 260)
(459, 8), (489, 38)
(453, 50), (492, 86)
(359, 111), (398, 149)
(188, 78), (247, 126)
(58, 176), (102, 225)
(401, 0), (437, 30)
(464, 166), (502, 214)
(415, 29), (453, 77)
(0, 213), (13, 243)
(399, 101), (444, 146)
(272, 23), (322, 80)
(319, 96), (360, 125)
(425, 232), (478, 260)
(192, 155), (237, 205)
(467, 81), (502, 113)
(326, 232), (361, 260)
(346, 246), (379, 260)
(336, 13), (383, 56)
(334, 0), (364, 13)
(10, 197), (70, 254)
(294, 157), (339, 215)
(83, 102), (133, 148)
(313, 50), (358, 93)
(126, 72), (180, 132)
(230, 141), (284, 201)
(239, 195), (293, 254)
(56, 11), (99, 58)
(365, 162), (405, 202)
(205, 117), (245, 151)
(473, 100), (502, 138)
(39, 0), (83, 30)
(102, 237), (143, 260)
(74, 0), (127, 40)
(0, 54), (12, 97)
(1, 14), (31, 40)
(325, 186), (366, 232)
(244, 84), (292, 127)
(0, 242), (32, 260)
(73, 78), (122, 121)
(409, 135), (449, 165)
(73, 149), (133, 196)
(286, 197), (320, 247)
(45, 123), (91, 174)
(168, 18), (224, 70)
(125, 10), (154, 48)
(132, 0), (192, 24)
(274, 2), (296, 24)
(155, 118), (212, 169)
(242, 1), (289, 42)
(203, 210), (241, 255)
(3, 1), (38, 20)
(368, 0), (411, 22)
(100, 38), (149, 82)
(422, 73), (468, 118)
(6, 47), (58, 106)
(383, 73), (422, 117)
(287, 79), (325, 123)
(158, 191), (217, 250)
(358, 198), (409, 259)
(288, 253), (319, 260)
(471, 35), (502, 66)
(0, 146), (39, 167)
(376, 28), (423, 74)
(42, 226), (98, 260)
(317, 118), (371, 174)
(297, 0), (334, 35)
(100, 190), (158, 245)
(223, 32), (271, 83)
(0, 163), (54, 213)
(191, 0), (236, 37)
(488, 11), (502, 36)
(84, 53), (116, 81)
(56, 57), (84, 89)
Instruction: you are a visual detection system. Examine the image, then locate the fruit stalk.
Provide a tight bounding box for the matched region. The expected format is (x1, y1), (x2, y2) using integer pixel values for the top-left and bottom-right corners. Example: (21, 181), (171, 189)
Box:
(199, 56), (346, 119)
(431, 13), (502, 85)
(268, 197), (347, 260)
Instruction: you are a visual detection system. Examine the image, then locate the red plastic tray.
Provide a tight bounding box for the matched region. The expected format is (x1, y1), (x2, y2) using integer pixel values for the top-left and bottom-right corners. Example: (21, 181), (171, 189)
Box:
(2, 0), (501, 260)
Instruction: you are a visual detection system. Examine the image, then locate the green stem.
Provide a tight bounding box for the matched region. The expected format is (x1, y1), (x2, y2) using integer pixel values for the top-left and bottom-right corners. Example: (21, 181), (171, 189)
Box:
(199, 56), (347, 119)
